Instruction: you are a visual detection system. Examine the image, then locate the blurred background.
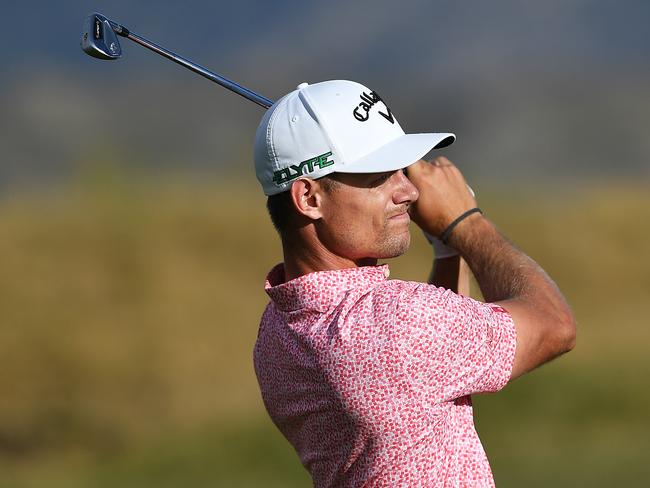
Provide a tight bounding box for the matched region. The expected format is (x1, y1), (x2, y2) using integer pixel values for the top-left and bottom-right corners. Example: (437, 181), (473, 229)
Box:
(1, 1), (648, 486)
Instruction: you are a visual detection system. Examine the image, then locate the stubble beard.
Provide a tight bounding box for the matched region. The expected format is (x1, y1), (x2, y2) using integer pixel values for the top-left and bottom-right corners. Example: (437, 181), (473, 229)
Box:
(376, 225), (411, 259)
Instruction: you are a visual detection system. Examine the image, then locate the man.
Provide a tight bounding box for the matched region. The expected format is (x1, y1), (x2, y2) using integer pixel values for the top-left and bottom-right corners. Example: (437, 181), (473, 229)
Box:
(253, 80), (575, 487)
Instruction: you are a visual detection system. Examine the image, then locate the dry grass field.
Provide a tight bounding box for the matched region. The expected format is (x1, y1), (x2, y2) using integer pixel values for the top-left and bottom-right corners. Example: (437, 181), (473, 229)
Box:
(0, 172), (648, 487)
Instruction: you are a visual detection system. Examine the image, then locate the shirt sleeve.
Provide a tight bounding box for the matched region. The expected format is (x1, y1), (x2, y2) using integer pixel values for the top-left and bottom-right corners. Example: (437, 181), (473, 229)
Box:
(387, 282), (517, 403)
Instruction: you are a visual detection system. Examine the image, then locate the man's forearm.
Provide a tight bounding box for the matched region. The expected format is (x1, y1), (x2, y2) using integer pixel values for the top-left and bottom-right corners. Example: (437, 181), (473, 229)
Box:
(449, 213), (576, 378)
(449, 215), (561, 305)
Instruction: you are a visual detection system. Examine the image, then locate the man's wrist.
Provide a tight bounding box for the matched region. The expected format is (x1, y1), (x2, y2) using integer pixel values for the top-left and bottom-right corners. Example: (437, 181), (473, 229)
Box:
(440, 208), (483, 244)
(446, 212), (492, 252)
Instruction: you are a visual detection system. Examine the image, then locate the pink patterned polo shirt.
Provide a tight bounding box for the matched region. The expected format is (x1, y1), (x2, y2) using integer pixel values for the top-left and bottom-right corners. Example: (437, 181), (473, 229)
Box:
(253, 263), (517, 487)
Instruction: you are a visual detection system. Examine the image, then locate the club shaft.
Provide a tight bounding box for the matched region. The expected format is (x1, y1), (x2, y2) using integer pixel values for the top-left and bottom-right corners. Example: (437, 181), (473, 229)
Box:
(108, 20), (274, 109)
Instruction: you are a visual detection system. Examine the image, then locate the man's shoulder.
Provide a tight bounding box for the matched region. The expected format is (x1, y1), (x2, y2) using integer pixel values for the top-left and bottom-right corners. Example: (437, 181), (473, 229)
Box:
(370, 278), (449, 302)
(352, 278), (457, 322)
(366, 278), (495, 327)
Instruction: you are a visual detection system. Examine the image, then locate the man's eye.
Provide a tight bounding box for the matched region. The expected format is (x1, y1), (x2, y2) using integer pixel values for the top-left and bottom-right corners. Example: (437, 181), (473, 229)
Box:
(373, 172), (392, 185)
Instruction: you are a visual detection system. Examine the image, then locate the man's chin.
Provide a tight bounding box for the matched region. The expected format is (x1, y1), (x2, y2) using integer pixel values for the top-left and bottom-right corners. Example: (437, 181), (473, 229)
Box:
(377, 233), (411, 259)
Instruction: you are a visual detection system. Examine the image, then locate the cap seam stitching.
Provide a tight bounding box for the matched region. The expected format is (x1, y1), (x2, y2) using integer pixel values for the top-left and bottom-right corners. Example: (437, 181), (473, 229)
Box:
(266, 104), (281, 170)
(299, 88), (345, 165)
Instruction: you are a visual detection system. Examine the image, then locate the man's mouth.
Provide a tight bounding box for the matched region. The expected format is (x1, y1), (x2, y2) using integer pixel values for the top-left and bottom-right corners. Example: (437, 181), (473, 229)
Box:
(389, 211), (410, 221)
(388, 204), (410, 220)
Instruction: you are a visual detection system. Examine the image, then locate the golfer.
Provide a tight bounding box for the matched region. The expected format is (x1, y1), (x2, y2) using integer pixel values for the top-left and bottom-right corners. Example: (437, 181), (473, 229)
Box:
(253, 80), (575, 487)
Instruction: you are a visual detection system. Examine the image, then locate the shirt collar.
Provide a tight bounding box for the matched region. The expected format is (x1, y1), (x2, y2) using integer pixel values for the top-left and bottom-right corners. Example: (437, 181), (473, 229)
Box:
(265, 263), (390, 312)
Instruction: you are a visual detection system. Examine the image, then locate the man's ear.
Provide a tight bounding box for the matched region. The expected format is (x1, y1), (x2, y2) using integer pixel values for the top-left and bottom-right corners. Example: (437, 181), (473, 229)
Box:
(289, 178), (325, 221)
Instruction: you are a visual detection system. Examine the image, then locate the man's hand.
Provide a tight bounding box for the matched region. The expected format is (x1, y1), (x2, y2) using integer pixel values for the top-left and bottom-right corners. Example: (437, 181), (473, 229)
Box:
(406, 157), (477, 237)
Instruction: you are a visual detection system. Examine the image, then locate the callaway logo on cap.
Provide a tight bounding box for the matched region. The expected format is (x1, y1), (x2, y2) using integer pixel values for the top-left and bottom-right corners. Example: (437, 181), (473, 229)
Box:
(253, 80), (455, 196)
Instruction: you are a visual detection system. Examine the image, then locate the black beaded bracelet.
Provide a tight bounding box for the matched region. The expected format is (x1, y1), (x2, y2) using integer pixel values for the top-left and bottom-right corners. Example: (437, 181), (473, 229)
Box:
(440, 208), (483, 244)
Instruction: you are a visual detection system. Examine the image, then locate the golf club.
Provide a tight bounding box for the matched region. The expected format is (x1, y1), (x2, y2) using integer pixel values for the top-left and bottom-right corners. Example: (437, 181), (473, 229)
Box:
(81, 12), (274, 109)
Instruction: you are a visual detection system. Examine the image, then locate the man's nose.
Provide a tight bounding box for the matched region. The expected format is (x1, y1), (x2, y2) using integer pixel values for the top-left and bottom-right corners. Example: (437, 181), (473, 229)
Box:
(394, 169), (419, 204)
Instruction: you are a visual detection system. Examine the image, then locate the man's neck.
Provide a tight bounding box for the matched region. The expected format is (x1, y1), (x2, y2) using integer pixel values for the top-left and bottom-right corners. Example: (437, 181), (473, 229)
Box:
(281, 237), (377, 282)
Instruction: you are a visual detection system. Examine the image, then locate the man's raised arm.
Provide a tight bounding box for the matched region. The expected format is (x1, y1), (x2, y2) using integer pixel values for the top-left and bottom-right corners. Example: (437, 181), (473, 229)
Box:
(407, 158), (576, 381)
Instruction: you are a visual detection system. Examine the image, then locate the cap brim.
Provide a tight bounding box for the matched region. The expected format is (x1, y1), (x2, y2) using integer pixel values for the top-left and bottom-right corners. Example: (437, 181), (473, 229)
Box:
(337, 133), (455, 174)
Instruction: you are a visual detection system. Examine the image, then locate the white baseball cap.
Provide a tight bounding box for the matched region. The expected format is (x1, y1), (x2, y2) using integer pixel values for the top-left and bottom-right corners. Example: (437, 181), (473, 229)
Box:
(254, 80), (455, 196)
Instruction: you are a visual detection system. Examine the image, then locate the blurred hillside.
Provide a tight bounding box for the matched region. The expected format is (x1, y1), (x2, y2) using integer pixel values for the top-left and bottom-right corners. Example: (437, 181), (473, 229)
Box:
(1, 0), (650, 190)
(3, 72), (650, 191)
(0, 175), (648, 486)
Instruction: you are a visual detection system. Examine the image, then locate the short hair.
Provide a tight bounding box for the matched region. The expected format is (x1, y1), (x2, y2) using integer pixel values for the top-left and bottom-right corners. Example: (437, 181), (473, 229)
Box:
(266, 175), (339, 235)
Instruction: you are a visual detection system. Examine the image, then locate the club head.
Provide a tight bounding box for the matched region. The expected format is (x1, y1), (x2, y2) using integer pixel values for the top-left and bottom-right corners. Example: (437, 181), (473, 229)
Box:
(81, 13), (122, 60)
